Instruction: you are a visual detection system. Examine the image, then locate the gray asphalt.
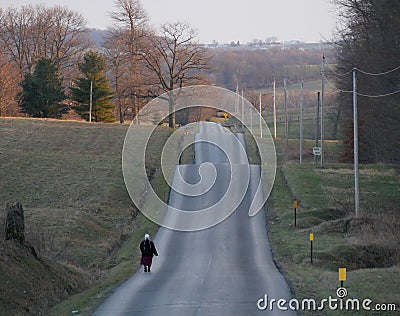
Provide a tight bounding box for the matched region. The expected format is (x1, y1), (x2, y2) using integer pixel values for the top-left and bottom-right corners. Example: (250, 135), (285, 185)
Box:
(94, 122), (296, 315)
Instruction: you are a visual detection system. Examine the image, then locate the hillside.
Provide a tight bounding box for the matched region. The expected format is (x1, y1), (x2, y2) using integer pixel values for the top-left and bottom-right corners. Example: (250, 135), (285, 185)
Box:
(0, 240), (86, 315)
(2, 116), (399, 315)
(264, 139), (400, 315)
(240, 102), (400, 314)
(0, 118), (171, 315)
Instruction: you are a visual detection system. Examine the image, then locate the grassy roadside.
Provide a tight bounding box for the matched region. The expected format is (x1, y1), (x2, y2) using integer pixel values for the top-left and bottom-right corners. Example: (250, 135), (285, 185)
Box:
(266, 139), (400, 315)
(49, 204), (159, 315)
(0, 118), (179, 315)
(49, 125), (194, 315)
(3, 116), (398, 314)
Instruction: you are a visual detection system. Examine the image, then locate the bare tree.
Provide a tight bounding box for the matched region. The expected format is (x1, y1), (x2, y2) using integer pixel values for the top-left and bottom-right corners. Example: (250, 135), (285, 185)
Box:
(45, 6), (90, 74)
(0, 53), (20, 116)
(0, 5), (89, 77)
(139, 22), (211, 129)
(104, 28), (160, 123)
(104, 29), (132, 123)
(0, 6), (36, 76)
(110, 0), (148, 31)
(334, 0), (400, 163)
(108, 0), (150, 123)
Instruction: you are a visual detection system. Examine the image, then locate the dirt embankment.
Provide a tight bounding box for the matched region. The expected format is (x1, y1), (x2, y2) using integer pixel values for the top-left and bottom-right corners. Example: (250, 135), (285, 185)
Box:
(0, 240), (87, 316)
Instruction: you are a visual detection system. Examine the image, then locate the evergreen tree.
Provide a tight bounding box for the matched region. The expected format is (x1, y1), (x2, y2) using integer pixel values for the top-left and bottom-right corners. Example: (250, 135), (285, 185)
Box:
(19, 58), (68, 118)
(71, 51), (115, 122)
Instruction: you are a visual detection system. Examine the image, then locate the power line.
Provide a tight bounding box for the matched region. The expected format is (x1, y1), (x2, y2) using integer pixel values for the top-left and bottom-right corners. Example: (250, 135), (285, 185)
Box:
(262, 69), (400, 98)
(356, 65), (400, 76)
(322, 74), (353, 93)
(323, 73), (400, 98)
(285, 78), (316, 87)
(284, 78), (297, 86)
(325, 59), (400, 77)
(325, 61), (353, 77)
(356, 89), (400, 98)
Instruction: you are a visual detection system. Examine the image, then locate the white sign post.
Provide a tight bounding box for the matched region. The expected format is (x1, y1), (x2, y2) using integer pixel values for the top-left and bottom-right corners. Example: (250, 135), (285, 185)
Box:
(313, 147), (321, 156)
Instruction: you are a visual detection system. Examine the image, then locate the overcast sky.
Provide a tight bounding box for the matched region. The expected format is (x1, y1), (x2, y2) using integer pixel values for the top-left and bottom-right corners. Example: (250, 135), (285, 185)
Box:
(1, 0), (338, 43)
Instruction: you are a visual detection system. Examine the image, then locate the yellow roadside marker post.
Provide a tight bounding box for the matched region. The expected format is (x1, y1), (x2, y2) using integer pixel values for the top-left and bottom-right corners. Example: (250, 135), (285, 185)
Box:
(339, 268), (346, 288)
(309, 233), (314, 264)
(293, 198), (298, 227)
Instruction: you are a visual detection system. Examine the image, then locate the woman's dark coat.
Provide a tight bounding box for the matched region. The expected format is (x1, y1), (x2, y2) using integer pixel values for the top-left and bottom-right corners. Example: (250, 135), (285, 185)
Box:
(140, 239), (158, 257)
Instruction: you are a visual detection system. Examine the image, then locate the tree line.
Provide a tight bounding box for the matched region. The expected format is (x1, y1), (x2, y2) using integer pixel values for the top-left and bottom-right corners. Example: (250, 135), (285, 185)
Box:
(0, 0), (334, 127)
(0, 0), (210, 127)
(210, 46), (329, 91)
(0, 4), (89, 117)
(334, 0), (400, 164)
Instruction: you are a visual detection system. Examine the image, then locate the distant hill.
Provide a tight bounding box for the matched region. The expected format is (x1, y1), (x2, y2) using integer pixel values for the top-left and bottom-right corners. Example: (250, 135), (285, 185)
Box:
(88, 28), (110, 48)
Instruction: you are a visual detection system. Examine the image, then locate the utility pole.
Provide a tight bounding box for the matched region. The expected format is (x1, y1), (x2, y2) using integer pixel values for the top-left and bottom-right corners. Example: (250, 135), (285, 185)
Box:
(89, 80), (93, 123)
(300, 79), (304, 164)
(353, 68), (360, 218)
(315, 92), (320, 165)
(235, 84), (239, 113)
(241, 89), (244, 128)
(321, 55), (325, 168)
(235, 84), (239, 130)
(250, 97), (253, 133)
(284, 77), (288, 146)
(259, 92), (263, 138)
(273, 78), (277, 140)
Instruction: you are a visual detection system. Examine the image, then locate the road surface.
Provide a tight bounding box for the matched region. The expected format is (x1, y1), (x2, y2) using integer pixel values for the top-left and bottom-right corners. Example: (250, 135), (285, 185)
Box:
(95, 122), (295, 315)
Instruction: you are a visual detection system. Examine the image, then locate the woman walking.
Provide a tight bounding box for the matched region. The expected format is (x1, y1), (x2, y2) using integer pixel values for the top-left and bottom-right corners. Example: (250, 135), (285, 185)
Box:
(140, 234), (158, 272)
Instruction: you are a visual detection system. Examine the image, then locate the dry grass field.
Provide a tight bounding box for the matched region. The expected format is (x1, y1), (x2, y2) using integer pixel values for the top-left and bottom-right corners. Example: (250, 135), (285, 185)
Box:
(266, 139), (400, 315)
(2, 116), (399, 315)
(0, 118), (172, 315)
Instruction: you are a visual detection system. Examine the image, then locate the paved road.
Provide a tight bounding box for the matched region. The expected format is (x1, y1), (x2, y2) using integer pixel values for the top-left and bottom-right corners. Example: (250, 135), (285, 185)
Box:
(95, 122), (295, 315)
